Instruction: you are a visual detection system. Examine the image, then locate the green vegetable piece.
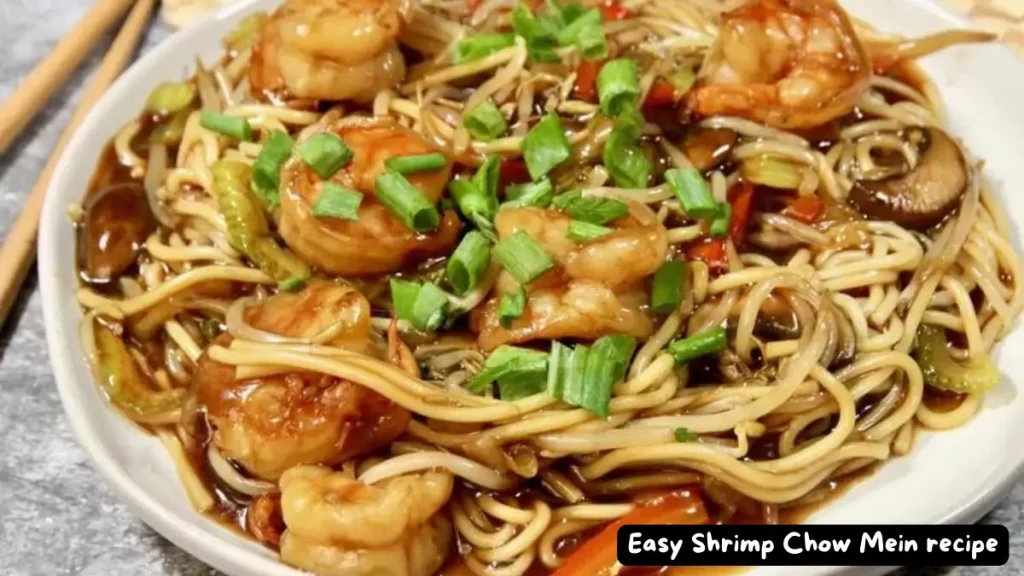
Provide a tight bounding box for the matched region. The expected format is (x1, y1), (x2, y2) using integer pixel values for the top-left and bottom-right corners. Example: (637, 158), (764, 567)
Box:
(146, 82), (197, 115)
(914, 325), (1000, 393)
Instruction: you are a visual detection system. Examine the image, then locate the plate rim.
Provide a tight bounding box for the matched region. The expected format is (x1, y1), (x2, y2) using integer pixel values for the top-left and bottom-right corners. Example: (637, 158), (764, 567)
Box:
(36, 1), (1024, 575)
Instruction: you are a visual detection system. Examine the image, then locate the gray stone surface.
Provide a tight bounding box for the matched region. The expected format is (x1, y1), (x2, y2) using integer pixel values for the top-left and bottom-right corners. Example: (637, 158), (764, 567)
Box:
(0, 1), (1019, 575)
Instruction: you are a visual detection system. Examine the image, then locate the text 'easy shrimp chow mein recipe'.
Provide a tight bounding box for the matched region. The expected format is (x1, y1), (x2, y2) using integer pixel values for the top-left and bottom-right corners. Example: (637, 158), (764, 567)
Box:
(71, 0), (1020, 574)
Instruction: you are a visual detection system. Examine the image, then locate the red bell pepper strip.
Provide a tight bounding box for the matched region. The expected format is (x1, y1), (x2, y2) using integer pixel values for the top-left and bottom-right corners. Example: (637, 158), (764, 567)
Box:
(574, 60), (602, 103)
(552, 487), (709, 576)
(600, 0), (633, 21)
(783, 195), (823, 224)
(728, 181), (756, 247)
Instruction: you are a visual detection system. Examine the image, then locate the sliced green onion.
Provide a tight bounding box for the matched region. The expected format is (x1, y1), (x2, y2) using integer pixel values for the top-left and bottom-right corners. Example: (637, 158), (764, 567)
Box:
(492, 230), (555, 285)
(390, 279), (449, 333)
(546, 340), (571, 399)
(389, 279), (421, 324)
(455, 33), (516, 64)
(665, 168), (718, 220)
(567, 220), (612, 242)
(312, 182), (363, 220)
(297, 132), (352, 179)
(385, 153), (447, 175)
(552, 189), (629, 224)
(375, 170), (441, 232)
(146, 82), (196, 115)
(557, 9), (607, 60)
(503, 178), (553, 209)
(604, 123), (651, 189)
(464, 101), (508, 142)
(469, 345), (549, 394)
(473, 154), (502, 202)
(446, 231), (491, 295)
(498, 288), (527, 328)
(413, 283), (450, 333)
(741, 157), (803, 189)
(675, 427), (693, 442)
(578, 335), (637, 417)
(559, 343), (590, 410)
(200, 111), (252, 141)
(668, 327), (728, 365)
(498, 371), (549, 401)
(651, 261), (686, 315)
(511, 4), (560, 62)
(597, 59), (639, 117)
(710, 202), (731, 237)
(521, 113), (571, 181)
(251, 130), (294, 204)
(279, 276), (307, 292)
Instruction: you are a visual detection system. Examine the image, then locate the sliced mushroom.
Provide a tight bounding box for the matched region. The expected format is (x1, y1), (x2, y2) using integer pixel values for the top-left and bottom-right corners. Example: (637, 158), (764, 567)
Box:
(78, 183), (156, 284)
(848, 127), (967, 231)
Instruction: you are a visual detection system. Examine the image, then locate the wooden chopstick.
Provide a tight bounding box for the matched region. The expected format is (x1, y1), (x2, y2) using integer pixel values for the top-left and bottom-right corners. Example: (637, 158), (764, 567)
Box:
(0, 0), (138, 154)
(0, 0), (157, 330)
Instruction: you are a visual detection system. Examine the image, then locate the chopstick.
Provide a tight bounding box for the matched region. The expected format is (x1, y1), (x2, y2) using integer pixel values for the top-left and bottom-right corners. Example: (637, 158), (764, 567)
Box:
(0, 0), (138, 154)
(0, 0), (157, 330)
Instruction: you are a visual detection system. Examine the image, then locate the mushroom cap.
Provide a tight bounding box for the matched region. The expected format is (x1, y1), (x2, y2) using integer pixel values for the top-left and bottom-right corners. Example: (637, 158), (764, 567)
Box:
(848, 127), (968, 231)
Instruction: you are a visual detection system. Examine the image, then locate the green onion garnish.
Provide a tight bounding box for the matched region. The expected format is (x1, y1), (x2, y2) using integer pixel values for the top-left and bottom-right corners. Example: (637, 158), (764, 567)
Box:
(464, 101), (508, 142)
(311, 182), (362, 221)
(279, 276), (307, 292)
(297, 132), (352, 179)
(389, 279), (421, 325)
(559, 343), (590, 410)
(651, 261), (686, 315)
(492, 230), (555, 285)
(557, 9), (607, 60)
(503, 178), (554, 209)
(375, 170), (441, 232)
(578, 334), (637, 417)
(390, 279), (449, 333)
(602, 125), (651, 188)
(468, 345), (549, 396)
(251, 130), (294, 204)
(675, 427), (693, 442)
(710, 202), (731, 237)
(665, 168), (718, 220)
(455, 33), (516, 64)
(521, 113), (571, 181)
(597, 59), (639, 117)
(385, 153), (447, 175)
(546, 340), (571, 399)
(511, 4), (560, 62)
(552, 189), (629, 224)
(474, 154), (502, 202)
(498, 288), (527, 328)
(668, 327), (728, 365)
(446, 231), (491, 295)
(200, 111), (252, 141)
(567, 220), (612, 242)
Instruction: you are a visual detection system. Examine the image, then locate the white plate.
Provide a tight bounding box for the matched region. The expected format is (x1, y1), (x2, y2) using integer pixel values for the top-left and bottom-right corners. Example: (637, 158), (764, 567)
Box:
(38, 1), (1024, 575)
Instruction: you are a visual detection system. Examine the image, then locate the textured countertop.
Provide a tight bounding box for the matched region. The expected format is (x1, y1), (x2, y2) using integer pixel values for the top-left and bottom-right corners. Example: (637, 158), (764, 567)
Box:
(0, 1), (1022, 575)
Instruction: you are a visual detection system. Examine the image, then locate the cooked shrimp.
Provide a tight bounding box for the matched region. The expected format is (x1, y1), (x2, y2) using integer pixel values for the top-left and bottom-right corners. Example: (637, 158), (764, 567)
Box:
(279, 466), (453, 576)
(690, 0), (871, 130)
(190, 285), (410, 481)
(473, 205), (667, 350)
(242, 280), (373, 351)
(251, 0), (407, 102)
(279, 116), (462, 276)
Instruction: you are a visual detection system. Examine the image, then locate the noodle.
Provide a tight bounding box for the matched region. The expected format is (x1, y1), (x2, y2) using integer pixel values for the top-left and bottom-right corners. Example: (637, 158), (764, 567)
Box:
(70, 1), (1022, 574)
